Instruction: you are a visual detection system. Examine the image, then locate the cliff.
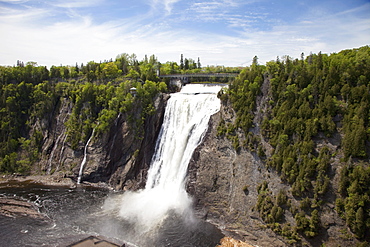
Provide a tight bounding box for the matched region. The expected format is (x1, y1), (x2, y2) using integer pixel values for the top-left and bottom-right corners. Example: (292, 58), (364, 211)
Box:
(34, 93), (169, 190)
(187, 84), (360, 247)
(187, 47), (370, 246)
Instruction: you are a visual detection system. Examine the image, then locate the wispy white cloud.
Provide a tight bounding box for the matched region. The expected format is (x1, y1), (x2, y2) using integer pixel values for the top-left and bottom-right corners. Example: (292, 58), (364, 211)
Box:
(186, 0), (265, 31)
(51, 0), (104, 8)
(0, 5), (48, 23)
(0, 0), (29, 3)
(149, 0), (181, 14)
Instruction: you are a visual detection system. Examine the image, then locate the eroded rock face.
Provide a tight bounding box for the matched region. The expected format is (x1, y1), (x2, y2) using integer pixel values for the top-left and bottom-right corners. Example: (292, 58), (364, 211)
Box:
(106, 93), (170, 190)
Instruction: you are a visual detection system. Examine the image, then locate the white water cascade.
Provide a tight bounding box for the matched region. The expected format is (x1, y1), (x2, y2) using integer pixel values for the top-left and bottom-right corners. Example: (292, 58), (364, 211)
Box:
(77, 128), (95, 184)
(109, 84), (222, 233)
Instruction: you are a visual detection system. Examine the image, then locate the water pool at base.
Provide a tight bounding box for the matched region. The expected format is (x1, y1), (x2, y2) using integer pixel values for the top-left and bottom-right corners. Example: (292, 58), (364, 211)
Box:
(0, 181), (223, 247)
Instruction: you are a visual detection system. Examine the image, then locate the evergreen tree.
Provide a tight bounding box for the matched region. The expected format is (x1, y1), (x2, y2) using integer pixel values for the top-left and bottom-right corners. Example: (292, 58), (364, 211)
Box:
(197, 57), (201, 69)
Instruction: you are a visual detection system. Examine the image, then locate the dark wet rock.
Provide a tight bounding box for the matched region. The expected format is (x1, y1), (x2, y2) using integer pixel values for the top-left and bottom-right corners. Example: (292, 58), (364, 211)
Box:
(35, 93), (169, 190)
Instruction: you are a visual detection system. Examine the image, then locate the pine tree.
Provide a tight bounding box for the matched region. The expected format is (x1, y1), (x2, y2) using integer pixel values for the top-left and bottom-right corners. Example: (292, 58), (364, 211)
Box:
(355, 207), (365, 238)
(180, 54), (184, 70)
(197, 57), (201, 69)
(184, 58), (189, 70)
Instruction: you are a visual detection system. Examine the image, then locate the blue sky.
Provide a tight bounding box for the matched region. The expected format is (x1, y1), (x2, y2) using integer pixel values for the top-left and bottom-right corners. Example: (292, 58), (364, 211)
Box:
(0, 0), (369, 67)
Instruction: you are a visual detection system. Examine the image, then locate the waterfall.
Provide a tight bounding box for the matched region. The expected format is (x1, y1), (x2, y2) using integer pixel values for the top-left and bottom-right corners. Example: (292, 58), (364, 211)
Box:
(108, 112), (122, 157)
(57, 134), (68, 169)
(47, 131), (63, 175)
(114, 84), (222, 232)
(47, 113), (67, 175)
(77, 128), (95, 184)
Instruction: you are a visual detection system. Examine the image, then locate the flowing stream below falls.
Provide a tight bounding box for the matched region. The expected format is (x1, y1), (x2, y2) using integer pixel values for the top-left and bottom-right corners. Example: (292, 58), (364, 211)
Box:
(0, 84), (225, 247)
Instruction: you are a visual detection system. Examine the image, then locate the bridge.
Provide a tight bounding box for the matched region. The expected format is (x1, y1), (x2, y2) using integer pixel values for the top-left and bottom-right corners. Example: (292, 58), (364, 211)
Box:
(159, 73), (239, 85)
(159, 73), (238, 78)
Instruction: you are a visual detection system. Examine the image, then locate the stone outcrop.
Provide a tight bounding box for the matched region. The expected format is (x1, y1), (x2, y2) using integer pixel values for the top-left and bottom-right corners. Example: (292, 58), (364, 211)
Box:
(217, 237), (254, 247)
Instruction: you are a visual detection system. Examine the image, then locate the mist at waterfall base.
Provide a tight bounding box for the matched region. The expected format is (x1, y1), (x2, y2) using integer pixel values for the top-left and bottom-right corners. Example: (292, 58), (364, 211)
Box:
(0, 84), (224, 247)
(101, 84), (224, 246)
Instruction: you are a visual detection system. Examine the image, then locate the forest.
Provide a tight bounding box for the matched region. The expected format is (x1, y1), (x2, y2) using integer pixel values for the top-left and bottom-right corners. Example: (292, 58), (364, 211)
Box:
(1, 46), (369, 245)
(218, 46), (370, 245)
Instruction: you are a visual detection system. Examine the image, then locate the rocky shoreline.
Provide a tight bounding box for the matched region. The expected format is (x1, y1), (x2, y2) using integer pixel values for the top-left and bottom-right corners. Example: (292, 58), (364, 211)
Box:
(0, 174), (113, 190)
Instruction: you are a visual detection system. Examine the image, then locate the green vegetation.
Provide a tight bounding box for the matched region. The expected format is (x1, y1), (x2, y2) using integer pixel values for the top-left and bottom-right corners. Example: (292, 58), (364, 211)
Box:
(220, 46), (370, 243)
(0, 52), (238, 175)
(337, 163), (370, 240)
(0, 54), (169, 174)
(256, 181), (301, 243)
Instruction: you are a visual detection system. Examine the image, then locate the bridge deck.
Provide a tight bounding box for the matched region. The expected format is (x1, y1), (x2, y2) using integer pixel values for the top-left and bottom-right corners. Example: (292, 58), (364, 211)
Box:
(159, 73), (238, 78)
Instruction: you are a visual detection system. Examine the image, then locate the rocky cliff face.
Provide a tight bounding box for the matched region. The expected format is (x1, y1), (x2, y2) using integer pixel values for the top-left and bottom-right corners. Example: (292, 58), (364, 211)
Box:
(187, 101), (289, 246)
(35, 93), (169, 190)
(187, 88), (354, 247)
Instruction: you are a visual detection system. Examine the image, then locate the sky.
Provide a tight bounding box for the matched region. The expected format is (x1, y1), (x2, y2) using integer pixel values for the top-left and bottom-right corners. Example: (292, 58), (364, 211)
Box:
(0, 0), (369, 67)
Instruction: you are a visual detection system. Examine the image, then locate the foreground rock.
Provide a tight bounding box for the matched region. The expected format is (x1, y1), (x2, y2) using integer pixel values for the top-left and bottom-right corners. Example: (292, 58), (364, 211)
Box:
(0, 197), (46, 220)
(217, 237), (254, 247)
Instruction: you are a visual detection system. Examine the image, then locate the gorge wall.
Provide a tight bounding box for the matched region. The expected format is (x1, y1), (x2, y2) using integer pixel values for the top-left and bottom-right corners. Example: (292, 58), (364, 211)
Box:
(187, 47), (370, 247)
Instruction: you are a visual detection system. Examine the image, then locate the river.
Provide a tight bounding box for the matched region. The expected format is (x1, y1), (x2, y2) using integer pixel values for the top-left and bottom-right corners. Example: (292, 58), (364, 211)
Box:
(0, 181), (223, 246)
